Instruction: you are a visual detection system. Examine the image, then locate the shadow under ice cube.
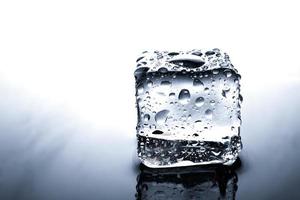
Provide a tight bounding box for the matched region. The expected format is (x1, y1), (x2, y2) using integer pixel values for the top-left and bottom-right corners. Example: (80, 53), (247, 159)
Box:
(134, 49), (242, 168)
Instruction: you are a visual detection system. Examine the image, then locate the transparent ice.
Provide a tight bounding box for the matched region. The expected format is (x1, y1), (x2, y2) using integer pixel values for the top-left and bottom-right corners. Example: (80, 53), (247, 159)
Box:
(134, 49), (242, 168)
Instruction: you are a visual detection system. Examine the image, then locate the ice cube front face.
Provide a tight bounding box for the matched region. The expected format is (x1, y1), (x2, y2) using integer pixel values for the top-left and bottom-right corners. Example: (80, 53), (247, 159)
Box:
(134, 49), (242, 168)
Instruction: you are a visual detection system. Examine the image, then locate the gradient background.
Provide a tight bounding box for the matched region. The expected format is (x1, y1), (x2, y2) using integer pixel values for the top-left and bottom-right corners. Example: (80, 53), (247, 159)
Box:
(0, 0), (300, 199)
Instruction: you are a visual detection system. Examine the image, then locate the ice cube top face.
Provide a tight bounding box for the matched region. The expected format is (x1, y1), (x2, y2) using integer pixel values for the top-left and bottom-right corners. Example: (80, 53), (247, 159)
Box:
(134, 49), (242, 168)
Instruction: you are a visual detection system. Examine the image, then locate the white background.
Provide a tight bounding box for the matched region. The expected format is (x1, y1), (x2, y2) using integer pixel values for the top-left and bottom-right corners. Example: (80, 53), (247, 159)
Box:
(0, 0), (299, 135)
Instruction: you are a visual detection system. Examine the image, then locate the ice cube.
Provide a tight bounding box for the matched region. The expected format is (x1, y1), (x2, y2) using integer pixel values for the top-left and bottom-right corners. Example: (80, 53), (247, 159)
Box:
(134, 49), (242, 168)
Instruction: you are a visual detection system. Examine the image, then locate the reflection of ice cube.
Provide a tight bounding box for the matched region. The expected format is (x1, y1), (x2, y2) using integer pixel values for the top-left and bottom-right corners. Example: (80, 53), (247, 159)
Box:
(134, 49), (242, 168)
(136, 162), (239, 200)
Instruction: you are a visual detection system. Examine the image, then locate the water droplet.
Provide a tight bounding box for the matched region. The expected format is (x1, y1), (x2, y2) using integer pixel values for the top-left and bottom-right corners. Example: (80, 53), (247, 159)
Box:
(178, 89), (190, 104)
(144, 114), (150, 121)
(169, 92), (175, 98)
(136, 56), (144, 62)
(194, 120), (203, 129)
(195, 97), (204, 107)
(205, 109), (213, 119)
(152, 130), (163, 134)
(146, 80), (153, 87)
(158, 67), (168, 73)
(210, 100), (215, 106)
(155, 110), (170, 125)
(137, 84), (144, 94)
(193, 78), (204, 89)
(160, 81), (172, 88)
(224, 69), (232, 77)
(222, 89), (230, 98)
(212, 151), (221, 156)
(169, 56), (205, 68)
(168, 52), (179, 56)
(239, 94), (243, 102)
(199, 147), (206, 152)
(205, 51), (215, 56)
(220, 62), (229, 67)
(134, 67), (149, 80)
(212, 69), (219, 74)
(204, 87), (209, 93)
(192, 51), (203, 56)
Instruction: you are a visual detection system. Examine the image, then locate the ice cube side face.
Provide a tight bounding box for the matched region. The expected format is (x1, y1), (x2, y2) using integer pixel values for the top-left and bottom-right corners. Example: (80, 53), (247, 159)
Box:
(134, 49), (242, 168)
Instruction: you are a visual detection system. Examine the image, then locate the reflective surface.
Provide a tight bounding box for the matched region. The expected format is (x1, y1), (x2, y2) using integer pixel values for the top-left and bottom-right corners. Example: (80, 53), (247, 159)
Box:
(136, 160), (240, 200)
(0, 80), (300, 200)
